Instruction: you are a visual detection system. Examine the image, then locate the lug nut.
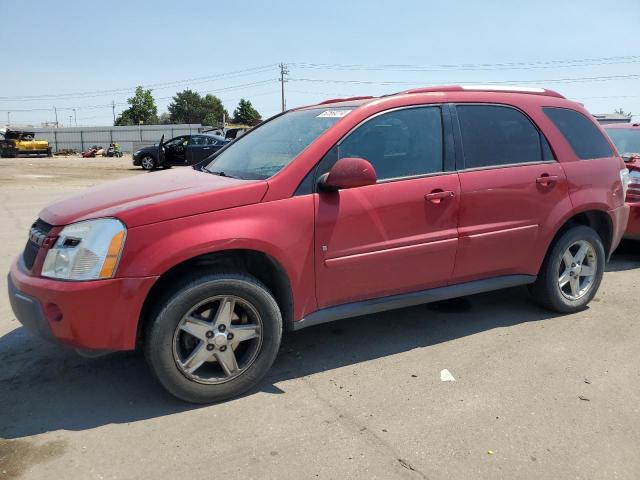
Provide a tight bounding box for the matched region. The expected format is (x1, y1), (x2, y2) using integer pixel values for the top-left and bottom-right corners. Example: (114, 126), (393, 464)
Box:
(227, 333), (234, 340)
(205, 331), (214, 338)
(206, 344), (214, 351)
(218, 325), (226, 332)
(220, 345), (227, 352)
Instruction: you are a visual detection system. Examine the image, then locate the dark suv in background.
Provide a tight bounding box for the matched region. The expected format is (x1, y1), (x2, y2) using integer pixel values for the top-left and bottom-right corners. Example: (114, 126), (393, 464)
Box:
(133, 134), (228, 170)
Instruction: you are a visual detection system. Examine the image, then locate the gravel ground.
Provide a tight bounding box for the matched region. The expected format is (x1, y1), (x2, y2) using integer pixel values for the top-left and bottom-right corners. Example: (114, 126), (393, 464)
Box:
(0, 156), (639, 480)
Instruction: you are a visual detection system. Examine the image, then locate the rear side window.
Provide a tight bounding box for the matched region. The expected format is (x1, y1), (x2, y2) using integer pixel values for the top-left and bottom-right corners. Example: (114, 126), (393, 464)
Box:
(337, 106), (443, 180)
(543, 107), (613, 159)
(456, 105), (552, 169)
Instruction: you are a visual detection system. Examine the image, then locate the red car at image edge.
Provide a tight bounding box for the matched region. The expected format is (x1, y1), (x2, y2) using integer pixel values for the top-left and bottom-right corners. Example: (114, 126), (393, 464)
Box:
(603, 122), (640, 240)
(8, 85), (631, 402)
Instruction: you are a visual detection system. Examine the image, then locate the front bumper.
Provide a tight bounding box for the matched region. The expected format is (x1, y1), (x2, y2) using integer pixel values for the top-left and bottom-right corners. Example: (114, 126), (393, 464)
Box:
(8, 256), (158, 351)
(624, 201), (640, 240)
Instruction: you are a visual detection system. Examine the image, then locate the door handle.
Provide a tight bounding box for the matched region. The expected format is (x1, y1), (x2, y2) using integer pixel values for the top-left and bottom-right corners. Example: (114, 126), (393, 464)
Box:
(425, 190), (454, 204)
(203, 147), (210, 150)
(536, 174), (559, 186)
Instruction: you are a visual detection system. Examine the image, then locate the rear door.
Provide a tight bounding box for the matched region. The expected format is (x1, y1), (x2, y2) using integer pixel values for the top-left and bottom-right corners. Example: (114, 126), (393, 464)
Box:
(451, 103), (569, 282)
(186, 135), (209, 164)
(315, 105), (460, 307)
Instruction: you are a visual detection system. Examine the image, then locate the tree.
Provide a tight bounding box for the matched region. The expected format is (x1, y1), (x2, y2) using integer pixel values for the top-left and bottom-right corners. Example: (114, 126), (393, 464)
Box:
(167, 89), (228, 125)
(114, 86), (158, 125)
(232, 98), (262, 125)
(202, 94), (228, 126)
(158, 112), (172, 124)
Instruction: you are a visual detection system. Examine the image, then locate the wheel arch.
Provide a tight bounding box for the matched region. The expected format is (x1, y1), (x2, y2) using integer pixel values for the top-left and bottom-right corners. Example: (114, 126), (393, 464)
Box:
(136, 248), (294, 347)
(547, 208), (613, 262)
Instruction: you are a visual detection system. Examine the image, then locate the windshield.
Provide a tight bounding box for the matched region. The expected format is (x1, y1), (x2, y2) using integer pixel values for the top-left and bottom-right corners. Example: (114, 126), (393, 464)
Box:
(204, 107), (352, 179)
(605, 128), (640, 155)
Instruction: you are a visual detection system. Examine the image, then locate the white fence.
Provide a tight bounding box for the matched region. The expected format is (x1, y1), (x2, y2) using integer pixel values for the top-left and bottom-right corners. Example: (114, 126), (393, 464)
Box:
(30, 124), (206, 153)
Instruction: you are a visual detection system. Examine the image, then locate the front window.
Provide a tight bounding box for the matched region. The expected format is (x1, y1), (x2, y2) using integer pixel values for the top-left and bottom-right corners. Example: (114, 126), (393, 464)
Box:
(204, 107), (351, 179)
(605, 128), (640, 156)
(165, 136), (188, 147)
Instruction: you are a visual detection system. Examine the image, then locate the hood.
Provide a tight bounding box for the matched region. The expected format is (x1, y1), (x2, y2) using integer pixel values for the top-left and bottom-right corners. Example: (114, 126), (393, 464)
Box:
(40, 168), (268, 227)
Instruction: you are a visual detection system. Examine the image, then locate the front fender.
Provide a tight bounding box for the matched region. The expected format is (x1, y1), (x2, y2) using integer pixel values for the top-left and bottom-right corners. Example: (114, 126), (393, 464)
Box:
(118, 195), (317, 319)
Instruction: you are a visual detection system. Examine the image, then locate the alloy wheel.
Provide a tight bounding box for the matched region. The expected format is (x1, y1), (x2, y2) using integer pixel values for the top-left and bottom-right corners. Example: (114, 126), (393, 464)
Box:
(172, 295), (263, 384)
(557, 240), (597, 301)
(141, 156), (155, 169)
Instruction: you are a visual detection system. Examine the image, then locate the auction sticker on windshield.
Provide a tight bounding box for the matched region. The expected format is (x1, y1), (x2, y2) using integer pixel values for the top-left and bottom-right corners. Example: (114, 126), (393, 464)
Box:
(317, 110), (352, 118)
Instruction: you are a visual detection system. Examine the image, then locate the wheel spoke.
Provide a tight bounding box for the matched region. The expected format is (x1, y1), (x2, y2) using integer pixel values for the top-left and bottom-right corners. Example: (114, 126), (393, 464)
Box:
(569, 277), (580, 296)
(558, 270), (571, 287)
(180, 315), (212, 341)
(215, 348), (239, 376)
(563, 250), (574, 268)
(579, 265), (594, 277)
(231, 324), (260, 343)
(213, 297), (235, 329)
(181, 342), (212, 374)
(574, 243), (589, 264)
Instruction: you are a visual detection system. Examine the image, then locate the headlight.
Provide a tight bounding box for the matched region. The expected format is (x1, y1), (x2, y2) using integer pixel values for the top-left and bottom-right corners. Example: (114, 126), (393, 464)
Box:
(620, 169), (631, 198)
(134, 150), (142, 157)
(42, 218), (126, 280)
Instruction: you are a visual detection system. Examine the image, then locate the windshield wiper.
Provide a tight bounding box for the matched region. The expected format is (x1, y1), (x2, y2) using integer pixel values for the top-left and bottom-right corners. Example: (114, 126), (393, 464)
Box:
(207, 170), (236, 178)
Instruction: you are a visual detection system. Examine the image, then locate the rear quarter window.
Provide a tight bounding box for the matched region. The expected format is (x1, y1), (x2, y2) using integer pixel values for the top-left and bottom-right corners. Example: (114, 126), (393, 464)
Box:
(456, 104), (553, 169)
(543, 107), (613, 160)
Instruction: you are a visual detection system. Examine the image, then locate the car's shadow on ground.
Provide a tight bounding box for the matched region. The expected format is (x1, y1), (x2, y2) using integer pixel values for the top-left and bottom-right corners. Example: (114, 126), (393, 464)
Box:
(0, 285), (565, 439)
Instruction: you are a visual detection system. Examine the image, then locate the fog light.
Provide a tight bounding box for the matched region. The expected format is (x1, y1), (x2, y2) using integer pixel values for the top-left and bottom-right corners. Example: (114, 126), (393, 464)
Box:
(44, 303), (63, 323)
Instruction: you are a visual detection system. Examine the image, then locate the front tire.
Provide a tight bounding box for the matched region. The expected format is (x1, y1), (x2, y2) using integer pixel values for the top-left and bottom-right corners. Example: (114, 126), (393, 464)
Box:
(140, 154), (156, 170)
(144, 271), (282, 403)
(529, 225), (605, 313)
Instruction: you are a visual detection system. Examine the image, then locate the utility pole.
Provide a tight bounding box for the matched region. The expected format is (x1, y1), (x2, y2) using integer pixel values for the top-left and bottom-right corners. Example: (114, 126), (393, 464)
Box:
(7, 111), (10, 126)
(279, 62), (289, 112)
(112, 100), (116, 125)
(73, 108), (77, 127)
(68, 115), (72, 127)
(53, 106), (59, 127)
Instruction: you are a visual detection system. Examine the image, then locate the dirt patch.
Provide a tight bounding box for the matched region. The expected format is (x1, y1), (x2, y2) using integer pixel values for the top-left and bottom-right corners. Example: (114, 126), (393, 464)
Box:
(0, 438), (67, 479)
(0, 155), (141, 187)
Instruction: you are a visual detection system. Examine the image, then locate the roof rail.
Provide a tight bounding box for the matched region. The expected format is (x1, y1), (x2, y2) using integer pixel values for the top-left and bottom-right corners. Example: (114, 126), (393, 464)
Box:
(318, 96), (374, 105)
(401, 85), (565, 99)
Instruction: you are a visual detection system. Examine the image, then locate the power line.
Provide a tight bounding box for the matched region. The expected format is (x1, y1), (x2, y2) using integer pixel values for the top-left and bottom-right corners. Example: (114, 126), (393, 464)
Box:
(290, 55), (640, 72)
(288, 73), (640, 86)
(4, 55), (639, 102)
(0, 64), (278, 101)
(0, 79), (280, 113)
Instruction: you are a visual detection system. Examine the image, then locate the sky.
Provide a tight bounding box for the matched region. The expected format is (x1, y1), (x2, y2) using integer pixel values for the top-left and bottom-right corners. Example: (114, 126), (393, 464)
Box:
(1, 0), (639, 127)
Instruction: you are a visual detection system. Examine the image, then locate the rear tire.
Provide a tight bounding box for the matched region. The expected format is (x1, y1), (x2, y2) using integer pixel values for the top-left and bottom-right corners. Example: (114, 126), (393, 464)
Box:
(529, 225), (605, 313)
(144, 271), (282, 403)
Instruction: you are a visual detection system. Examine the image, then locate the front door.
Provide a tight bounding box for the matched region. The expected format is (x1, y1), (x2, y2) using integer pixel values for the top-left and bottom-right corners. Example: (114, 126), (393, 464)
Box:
(451, 104), (569, 282)
(314, 105), (460, 308)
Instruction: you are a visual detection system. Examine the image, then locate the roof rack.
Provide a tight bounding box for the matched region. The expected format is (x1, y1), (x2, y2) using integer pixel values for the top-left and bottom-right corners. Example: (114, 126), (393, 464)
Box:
(401, 85), (565, 99)
(318, 96), (374, 105)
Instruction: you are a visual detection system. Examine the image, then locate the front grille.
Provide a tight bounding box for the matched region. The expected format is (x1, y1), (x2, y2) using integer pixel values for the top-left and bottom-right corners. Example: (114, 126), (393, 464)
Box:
(22, 219), (53, 270)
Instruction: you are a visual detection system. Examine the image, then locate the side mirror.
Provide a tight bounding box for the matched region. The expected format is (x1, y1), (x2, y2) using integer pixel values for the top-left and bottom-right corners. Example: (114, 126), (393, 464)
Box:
(319, 157), (377, 191)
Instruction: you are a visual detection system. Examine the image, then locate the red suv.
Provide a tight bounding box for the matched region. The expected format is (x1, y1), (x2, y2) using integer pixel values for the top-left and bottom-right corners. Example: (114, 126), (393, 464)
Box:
(603, 123), (640, 239)
(8, 86), (630, 403)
